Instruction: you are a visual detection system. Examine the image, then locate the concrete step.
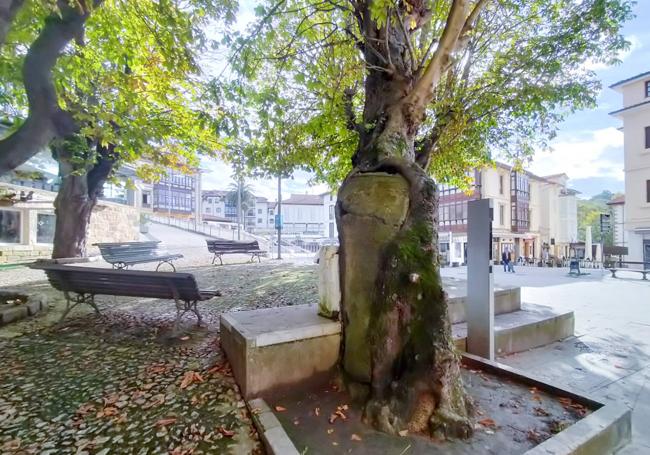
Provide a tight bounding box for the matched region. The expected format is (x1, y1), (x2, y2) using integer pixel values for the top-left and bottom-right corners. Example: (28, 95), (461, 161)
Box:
(221, 302), (573, 399)
(447, 285), (521, 324)
(452, 303), (575, 356)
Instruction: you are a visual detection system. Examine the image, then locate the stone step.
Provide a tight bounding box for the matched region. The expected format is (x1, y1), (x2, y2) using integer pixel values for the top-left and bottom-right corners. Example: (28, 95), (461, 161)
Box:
(220, 302), (573, 399)
(447, 285), (521, 324)
(452, 303), (575, 356)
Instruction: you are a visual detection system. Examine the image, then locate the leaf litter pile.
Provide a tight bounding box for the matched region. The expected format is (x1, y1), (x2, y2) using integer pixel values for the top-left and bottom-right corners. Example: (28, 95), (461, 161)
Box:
(0, 263), (320, 454)
(270, 367), (593, 454)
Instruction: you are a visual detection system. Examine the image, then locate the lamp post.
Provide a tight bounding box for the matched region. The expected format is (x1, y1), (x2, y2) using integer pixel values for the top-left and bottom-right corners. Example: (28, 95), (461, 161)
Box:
(277, 174), (282, 260)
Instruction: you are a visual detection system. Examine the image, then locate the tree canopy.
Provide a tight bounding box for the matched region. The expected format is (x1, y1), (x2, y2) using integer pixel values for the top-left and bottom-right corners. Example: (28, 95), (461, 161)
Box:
(0, 0), (237, 178)
(225, 0), (632, 188)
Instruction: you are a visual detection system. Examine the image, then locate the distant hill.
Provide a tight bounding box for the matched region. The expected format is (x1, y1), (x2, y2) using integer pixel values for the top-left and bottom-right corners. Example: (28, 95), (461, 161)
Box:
(577, 191), (621, 244)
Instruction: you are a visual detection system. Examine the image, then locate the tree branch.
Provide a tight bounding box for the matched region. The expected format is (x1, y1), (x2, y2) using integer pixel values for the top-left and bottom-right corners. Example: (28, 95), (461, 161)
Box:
(0, 0), (103, 175)
(411, 0), (468, 105)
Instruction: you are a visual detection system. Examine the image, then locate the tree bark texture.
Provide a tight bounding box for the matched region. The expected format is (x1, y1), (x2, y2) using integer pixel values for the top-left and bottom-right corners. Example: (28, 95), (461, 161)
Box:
(0, 1), (102, 176)
(52, 142), (115, 259)
(336, 4), (475, 434)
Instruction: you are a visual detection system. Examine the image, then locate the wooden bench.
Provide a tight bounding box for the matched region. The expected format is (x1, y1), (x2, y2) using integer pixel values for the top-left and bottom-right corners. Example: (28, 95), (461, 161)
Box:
(94, 241), (183, 271)
(206, 240), (264, 265)
(31, 263), (220, 327)
(609, 268), (649, 280)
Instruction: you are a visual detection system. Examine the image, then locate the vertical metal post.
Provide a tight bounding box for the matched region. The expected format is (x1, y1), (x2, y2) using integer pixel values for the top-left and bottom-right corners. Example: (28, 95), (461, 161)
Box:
(237, 180), (242, 241)
(467, 198), (495, 360)
(277, 175), (282, 260)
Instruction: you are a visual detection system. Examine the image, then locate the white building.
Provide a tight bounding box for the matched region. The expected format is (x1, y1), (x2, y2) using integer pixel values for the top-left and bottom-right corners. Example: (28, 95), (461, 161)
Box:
(279, 193), (335, 237)
(610, 70), (650, 266)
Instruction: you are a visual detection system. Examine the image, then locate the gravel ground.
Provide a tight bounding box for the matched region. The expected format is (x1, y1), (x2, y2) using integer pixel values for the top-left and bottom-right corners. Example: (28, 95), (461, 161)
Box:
(0, 257), (318, 454)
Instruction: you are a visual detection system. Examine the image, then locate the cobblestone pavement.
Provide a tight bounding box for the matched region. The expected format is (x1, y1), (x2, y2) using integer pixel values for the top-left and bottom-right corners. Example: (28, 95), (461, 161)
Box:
(0, 257), (318, 454)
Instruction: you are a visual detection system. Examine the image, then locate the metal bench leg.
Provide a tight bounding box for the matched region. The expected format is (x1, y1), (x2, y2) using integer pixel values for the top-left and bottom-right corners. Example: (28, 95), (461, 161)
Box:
(156, 260), (176, 272)
(59, 292), (100, 323)
(212, 254), (217, 265)
(174, 299), (202, 329)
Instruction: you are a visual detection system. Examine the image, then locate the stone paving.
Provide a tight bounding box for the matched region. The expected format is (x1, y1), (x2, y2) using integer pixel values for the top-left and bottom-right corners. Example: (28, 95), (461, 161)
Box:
(442, 265), (650, 454)
(2, 225), (649, 454)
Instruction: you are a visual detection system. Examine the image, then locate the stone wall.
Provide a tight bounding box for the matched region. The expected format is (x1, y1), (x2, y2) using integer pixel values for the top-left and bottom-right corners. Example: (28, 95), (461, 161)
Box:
(1, 182), (140, 263)
(86, 201), (140, 255)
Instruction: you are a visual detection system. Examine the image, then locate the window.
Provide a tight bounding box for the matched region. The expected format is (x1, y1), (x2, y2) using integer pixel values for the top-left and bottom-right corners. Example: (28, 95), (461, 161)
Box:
(142, 193), (149, 205)
(216, 207), (221, 214)
(646, 80), (650, 98)
(0, 210), (21, 244)
(499, 204), (505, 226)
(206, 207), (211, 214)
(647, 179), (650, 203)
(499, 175), (504, 195)
(258, 218), (263, 224)
(258, 209), (262, 214)
(329, 205), (335, 220)
(645, 126), (650, 149)
(36, 213), (55, 243)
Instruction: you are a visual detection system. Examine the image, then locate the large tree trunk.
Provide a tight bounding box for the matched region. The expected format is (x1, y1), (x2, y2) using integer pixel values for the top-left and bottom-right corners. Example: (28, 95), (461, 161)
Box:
(52, 141), (115, 259)
(0, 1), (102, 176)
(337, 78), (473, 439)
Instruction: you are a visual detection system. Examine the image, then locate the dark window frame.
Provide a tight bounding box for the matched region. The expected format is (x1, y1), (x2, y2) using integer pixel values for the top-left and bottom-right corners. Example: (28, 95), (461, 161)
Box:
(645, 126), (650, 149)
(646, 179), (650, 204)
(646, 80), (650, 98)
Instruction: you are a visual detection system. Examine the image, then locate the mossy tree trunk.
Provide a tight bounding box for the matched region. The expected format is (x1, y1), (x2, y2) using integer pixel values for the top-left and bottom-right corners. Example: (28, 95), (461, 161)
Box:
(336, 6), (475, 433)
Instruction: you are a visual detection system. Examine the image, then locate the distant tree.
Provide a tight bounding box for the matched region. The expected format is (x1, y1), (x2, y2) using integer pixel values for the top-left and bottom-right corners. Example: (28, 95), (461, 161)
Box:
(226, 180), (256, 230)
(578, 191), (619, 245)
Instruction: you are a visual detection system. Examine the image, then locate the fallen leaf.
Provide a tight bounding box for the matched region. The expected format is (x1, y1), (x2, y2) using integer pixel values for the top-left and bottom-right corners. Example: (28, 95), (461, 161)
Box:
(478, 418), (497, 429)
(293, 419), (300, 425)
(328, 414), (338, 424)
(180, 336), (190, 341)
(275, 405), (287, 412)
(180, 371), (205, 389)
(218, 426), (235, 437)
(156, 417), (177, 427)
(533, 407), (550, 417)
(398, 429), (409, 437)
(351, 434), (362, 441)
(314, 407), (320, 416)
(327, 429), (334, 435)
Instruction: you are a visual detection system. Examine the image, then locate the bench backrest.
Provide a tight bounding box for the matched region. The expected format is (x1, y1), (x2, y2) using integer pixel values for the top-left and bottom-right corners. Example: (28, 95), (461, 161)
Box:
(206, 240), (260, 252)
(38, 264), (201, 301)
(94, 241), (162, 262)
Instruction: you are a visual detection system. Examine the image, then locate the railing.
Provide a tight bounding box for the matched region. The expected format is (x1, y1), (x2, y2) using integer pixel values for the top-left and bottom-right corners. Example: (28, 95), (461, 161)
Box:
(149, 215), (271, 252)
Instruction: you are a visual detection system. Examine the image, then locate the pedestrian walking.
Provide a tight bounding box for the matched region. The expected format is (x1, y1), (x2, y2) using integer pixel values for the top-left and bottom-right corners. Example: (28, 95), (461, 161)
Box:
(502, 251), (508, 272)
(508, 251), (515, 273)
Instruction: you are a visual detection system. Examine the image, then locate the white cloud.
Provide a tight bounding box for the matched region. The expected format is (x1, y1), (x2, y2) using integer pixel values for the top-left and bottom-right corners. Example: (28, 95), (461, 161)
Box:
(529, 127), (624, 181)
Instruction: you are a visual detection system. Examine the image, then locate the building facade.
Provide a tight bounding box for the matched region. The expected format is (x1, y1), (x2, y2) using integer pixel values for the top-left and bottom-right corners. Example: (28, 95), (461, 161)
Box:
(610, 71), (650, 266)
(439, 164), (579, 265)
(153, 168), (200, 219)
(202, 190), (274, 232)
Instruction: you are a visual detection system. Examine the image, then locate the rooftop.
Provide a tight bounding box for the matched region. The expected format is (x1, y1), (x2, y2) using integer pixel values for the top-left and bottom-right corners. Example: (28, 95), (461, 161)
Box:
(282, 194), (323, 205)
(607, 195), (625, 205)
(609, 70), (650, 90)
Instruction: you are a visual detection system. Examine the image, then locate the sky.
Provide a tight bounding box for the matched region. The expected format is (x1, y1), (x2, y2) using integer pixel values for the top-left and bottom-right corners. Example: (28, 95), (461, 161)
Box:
(199, 1), (650, 201)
